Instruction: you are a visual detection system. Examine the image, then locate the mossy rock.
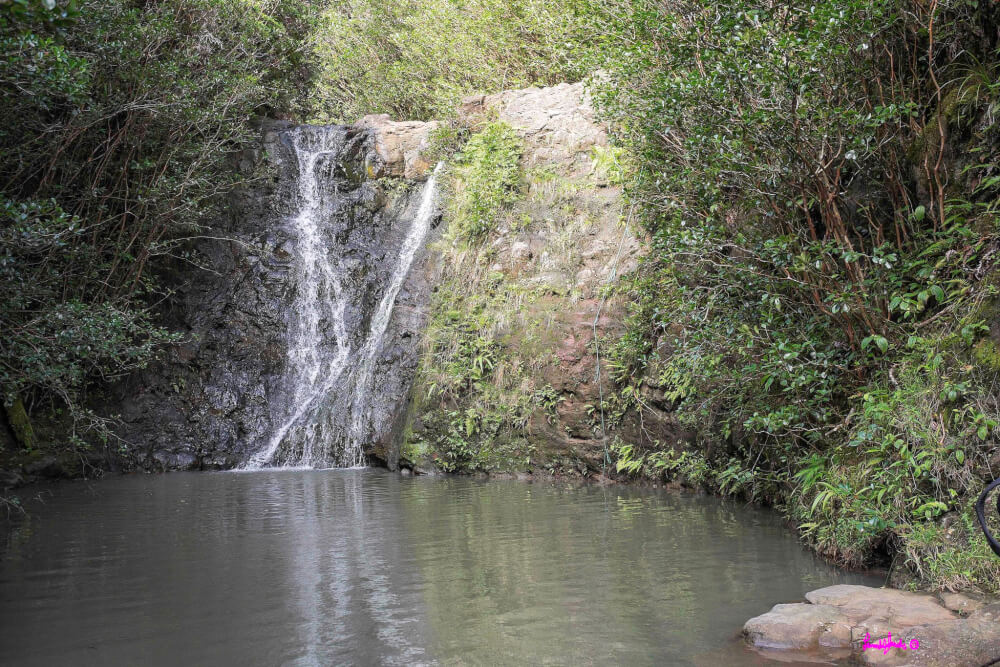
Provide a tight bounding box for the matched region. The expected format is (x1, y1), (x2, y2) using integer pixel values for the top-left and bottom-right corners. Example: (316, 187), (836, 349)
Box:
(3, 398), (35, 451)
(973, 339), (1000, 371)
(906, 84), (981, 167)
(400, 437), (433, 468)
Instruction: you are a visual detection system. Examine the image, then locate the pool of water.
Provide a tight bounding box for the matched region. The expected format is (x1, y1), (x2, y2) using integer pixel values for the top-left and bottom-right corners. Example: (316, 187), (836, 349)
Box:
(0, 469), (881, 665)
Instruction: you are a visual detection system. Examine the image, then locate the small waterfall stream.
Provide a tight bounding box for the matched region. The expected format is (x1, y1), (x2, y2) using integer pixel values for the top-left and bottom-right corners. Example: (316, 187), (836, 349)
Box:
(244, 126), (440, 469)
(346, 162), (443, 466)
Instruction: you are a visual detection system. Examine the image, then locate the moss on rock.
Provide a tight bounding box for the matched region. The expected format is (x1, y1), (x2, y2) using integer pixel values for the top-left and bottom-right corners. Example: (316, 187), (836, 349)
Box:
(3, 397), (35, 451)
(973, 339), (1000, 371)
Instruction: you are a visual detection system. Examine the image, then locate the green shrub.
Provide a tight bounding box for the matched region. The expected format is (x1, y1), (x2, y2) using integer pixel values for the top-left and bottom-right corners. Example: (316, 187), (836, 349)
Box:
(1, 0), (319, 441)
(586, 0), (1000, 589)
(312, 0), (587, 122)
(448, 122), (524, 241)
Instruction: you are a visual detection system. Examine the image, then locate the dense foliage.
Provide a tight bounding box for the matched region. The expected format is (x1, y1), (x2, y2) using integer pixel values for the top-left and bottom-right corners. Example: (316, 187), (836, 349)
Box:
(312, 0), (586, 122)
(1, 0), (320, 446)
(446, 122), (524, 240)
(584, 0), (1000, 590)
(4, 0), (999, 593)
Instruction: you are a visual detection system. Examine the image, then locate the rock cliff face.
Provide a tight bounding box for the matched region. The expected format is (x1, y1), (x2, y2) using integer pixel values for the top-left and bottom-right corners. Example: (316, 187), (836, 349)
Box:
(80, 81), (678, 476)
(109, 119), (441, 471)
(404, 82), (684, 474)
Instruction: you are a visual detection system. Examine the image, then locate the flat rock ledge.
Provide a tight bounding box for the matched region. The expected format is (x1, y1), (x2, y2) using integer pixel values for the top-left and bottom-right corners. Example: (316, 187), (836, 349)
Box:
(356, 114), (440, 180)
(743, 585), (1000, 666)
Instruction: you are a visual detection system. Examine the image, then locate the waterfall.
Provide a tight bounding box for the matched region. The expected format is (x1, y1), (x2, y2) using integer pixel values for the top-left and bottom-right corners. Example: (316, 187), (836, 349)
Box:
(245, 127), (350, 469)
(345, 162), (443, 466)
(243, 126), (440, 469)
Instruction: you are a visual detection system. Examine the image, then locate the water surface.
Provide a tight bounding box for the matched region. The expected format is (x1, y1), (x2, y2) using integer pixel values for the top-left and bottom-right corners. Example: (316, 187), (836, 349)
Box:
(0, 470), (880, 665)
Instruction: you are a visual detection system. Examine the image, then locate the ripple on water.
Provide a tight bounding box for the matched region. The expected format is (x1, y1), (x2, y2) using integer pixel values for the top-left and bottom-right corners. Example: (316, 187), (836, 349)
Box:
(0, 469), (881, 666)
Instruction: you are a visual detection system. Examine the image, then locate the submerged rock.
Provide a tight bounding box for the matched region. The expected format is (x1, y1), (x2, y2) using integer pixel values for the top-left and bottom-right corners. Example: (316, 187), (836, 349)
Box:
(743, 584), (1000, 666)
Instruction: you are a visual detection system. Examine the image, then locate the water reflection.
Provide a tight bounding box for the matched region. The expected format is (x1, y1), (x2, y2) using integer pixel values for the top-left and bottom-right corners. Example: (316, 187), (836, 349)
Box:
(0, 470), (879, 666)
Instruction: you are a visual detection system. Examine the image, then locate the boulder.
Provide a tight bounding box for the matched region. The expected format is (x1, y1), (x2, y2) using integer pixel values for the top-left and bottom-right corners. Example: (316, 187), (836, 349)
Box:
(356, 114), (439, 179)
(805, 584), (956, 626)
(881, 608), (1000, 667)
(744, 585), (1000, 667)
(743, 603), (849, 649)
(24, 456), (68, 478)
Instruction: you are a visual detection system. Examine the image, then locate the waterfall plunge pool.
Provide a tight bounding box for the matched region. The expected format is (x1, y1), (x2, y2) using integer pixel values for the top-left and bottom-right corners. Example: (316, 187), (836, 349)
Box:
(0, 469), (881, 665)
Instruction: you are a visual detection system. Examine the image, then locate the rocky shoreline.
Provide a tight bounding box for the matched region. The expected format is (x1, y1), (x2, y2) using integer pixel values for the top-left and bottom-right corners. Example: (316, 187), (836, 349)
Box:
(743, 584), (1000, 666)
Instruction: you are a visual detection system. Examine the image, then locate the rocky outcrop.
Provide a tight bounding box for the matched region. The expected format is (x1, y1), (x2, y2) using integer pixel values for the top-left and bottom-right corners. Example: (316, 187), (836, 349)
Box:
(10, 81), (671, 476)
(406, 81), (683, 473)
(357, 114), (440, 179)
(105, 118), (440, 471)
(458, 82), (607, 166)
(744, 584), (1000, 666)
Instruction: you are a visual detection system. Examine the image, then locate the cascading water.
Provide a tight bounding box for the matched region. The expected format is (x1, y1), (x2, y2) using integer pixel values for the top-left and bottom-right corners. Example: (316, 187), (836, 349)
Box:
(243, 125), (440, 469)
(346, 163), (443, 463)
(244, 127), (350, 469)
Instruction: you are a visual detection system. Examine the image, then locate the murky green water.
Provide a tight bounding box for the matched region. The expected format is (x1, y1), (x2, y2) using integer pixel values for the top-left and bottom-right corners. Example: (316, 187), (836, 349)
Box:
(0, 469), (880, 665)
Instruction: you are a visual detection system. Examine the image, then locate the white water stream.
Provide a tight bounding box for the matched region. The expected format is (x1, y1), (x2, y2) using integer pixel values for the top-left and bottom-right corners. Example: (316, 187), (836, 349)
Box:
(244, 127), (440, 469)
(346, 163), (444, 465)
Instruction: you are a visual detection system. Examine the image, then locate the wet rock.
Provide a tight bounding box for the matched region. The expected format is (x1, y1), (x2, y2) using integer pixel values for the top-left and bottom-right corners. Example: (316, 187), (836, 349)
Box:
(104, 120), (440, 472)
(24, 456), (66, 478)
(152, 451), (199, 471)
